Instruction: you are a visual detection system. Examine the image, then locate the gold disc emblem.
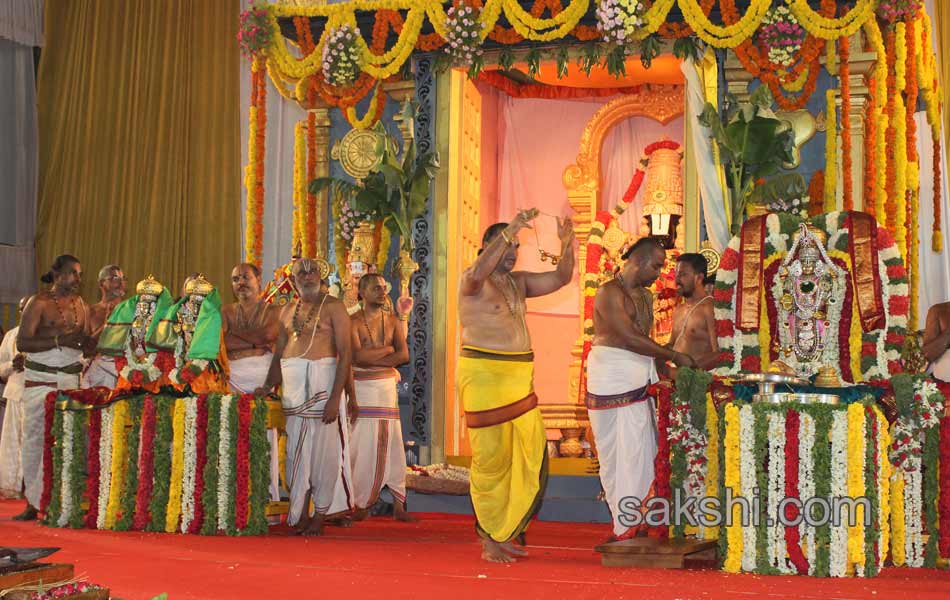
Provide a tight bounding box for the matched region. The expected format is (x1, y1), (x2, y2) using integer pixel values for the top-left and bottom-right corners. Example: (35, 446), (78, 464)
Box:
(331, 128), (382, 181)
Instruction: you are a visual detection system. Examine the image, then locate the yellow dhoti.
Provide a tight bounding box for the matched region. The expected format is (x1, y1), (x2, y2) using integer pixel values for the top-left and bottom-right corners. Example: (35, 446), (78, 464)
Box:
(458, 347), (547, 543)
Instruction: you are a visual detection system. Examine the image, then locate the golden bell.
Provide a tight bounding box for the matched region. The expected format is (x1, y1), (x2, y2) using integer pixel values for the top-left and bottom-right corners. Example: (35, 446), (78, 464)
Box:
(184, 274), (214, 297)
(136, 274), (165, 297)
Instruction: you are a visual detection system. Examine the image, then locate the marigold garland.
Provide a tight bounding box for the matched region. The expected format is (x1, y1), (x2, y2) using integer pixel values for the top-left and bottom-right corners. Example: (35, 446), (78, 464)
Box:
(104, 400), (128, 529)
(846, 402), (866, 574)
(133, 395), (158, 531)
(905, 18), (920, 330)
(917, 10), (944, 251)
(864, 18), (888, 218)
(723, 403), (742, 573)
(166, 398), (187, 533)
(306, 111), (319, 258)
(189, 395), (209, 534)
(345, 81), (387, 129)
(892, 24), (909, 264)
(292, 120), (305, 254)
(824, 88), (838, 212)
(839, 32), (852, 211)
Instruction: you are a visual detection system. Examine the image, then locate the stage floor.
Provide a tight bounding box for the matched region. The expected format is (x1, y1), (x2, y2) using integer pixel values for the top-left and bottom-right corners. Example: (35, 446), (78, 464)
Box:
(2, 500), (950, 599)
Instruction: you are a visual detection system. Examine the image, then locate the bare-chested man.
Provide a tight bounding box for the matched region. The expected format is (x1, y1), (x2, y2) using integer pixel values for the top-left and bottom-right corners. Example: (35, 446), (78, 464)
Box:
(257, 258), (354, 535)
(586, 237), (695, 541)
(348, 273), (416, 522)
(661, 253), (719, 378)
(222, 263), (281, 501)
(81, 264), (127, 388)
(16, 255), (91, 520)
(924, 301), (950, 384)
(459, 209), (575, 563)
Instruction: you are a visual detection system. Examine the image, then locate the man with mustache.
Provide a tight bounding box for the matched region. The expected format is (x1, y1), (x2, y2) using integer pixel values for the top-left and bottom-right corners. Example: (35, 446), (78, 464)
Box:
(258, 257), (354, 535)
(348, 273), (415, 522)
(663, 253), (719, 377)
(458, 208), (575, 563)
(586, 238), (695, 541)
(81, 264), (127, 388)
(223, 262), (281, 501)
(16, 255), (91, 520)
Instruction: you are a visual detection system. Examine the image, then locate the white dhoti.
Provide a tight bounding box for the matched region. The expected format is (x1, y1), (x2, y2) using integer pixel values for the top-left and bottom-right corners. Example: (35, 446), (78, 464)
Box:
(80, 355), (118, 389)
(230, 353), (281, 502)
(349, 368), (407, 509)
(586, 345), (658, 537)
(0, 383), (24, 498)
(22, 348), (83, 508)
(280, 357), (352, 526)
(931, 349), (950, 383)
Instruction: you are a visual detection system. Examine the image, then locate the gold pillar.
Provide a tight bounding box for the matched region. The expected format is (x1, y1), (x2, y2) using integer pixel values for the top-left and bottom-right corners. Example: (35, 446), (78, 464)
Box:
(310, 108), (331, 260)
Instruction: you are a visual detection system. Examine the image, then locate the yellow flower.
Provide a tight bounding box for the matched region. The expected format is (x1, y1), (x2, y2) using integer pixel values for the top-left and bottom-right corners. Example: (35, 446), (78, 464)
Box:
(824, 88), (837, 212)
(723, 403), (742, 572)
(846, 402), (865, 573)
(891, 471), (906, 566)
(788, 0), (875, 40)
(104, 400), (128, 529)
(680, 0), (770, 49)
(703, 393), (720, 540)
(166, 399), (187, 533)
(876, 407), (891, 567)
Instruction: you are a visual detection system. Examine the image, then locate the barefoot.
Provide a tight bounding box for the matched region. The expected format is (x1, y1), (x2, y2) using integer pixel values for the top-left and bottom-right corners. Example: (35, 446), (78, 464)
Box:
(481, 539), (515, 563)
(299, 513), (326, 536)
(393, 501), (418, 522)
(326, 515), (353, 528)
(12, 505), (38, 521)
(500, 541), (528, 557)
(351, 508), (370, 522)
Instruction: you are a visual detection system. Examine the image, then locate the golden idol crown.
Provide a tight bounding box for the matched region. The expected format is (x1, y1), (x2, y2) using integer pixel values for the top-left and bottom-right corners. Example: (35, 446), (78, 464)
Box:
(184, 274), (214, 297)
(136, 275), (165, 297)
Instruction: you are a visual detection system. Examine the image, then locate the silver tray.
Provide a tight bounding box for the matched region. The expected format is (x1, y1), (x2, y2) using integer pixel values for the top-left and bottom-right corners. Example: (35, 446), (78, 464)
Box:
(735, 372), (810, 395)
(753, 392), (840, 405)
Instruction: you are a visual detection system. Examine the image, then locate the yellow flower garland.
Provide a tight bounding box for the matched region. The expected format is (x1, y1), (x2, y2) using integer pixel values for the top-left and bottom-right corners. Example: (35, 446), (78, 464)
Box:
(781, 65), (810, 93)
(104, 400), (128, 529)
(680, 0), (770, 48)
(787, 0), (875, 40)
(376, 222), (392, 271)
(165, 399), (186, 533)
(846, 402), (866, 574)
(917, 11), (944, 252)
(503, 0), (590, 42)
(703, 393), (720, 540)
(876, 407), (891, 567)
(824, 89), (837, 212)
(825, 38), (836, 75)
(891, 471), (906, 566)
(723, 403), (742, 573)
(293, 121), (306, 255)
(893, 27), (909, 263)
(864, 18), (888, 218)
(245, 57), (262, 266)
(345, 83), (385, 130)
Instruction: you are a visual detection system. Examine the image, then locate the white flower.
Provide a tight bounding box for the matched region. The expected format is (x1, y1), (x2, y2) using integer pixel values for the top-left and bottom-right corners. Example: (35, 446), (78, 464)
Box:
(96, 405), (114, 529)
(217, 395), (233, 533)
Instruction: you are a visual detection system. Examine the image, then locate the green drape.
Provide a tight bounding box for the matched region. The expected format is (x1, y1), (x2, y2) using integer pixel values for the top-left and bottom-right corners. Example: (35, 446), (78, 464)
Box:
(36, 0), (241, 301)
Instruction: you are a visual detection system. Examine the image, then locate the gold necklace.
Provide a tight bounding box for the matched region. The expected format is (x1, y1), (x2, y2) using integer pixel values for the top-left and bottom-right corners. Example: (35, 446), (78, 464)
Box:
(361, 310), (385, 348)
(236, 301), (263, 330)
(491, 273), (521, 317)
(616, 274), (652, 335)
(292, 295), (326, 340)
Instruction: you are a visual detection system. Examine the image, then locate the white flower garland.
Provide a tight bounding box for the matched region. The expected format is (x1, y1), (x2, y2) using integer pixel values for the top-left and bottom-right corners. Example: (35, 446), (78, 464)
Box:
(595, 0), (645, 44)
(669, 399), (708, 503)
(798, 411), (816, 575)
(904, 465), (925, 567)
(217, 395), (233, 533)
(829, 410), (849, 577)
(321, 25), (362, 87)
(96, 405), (115, 529)
(739, 404), (757, 572)
(443, 3), (483, 67)
(58, 411), (75, 528)
(180, 397), (198, 534)
(767, 411), (790, 573)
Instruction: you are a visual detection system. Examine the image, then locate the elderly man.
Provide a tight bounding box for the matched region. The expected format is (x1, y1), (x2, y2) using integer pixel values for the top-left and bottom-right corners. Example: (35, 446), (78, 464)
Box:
(458, 209), (575, 563)
(17, 255), (91, 520)
(257, 258), (354, 535)
(0, 297), (29, 499)
(81, 264), (127, 388)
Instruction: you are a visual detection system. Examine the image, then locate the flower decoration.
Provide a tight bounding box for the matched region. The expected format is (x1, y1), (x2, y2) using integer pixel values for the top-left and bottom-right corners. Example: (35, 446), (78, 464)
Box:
(443, 2), (484, 73)
(877, 0), (922, 25)
(756, 4), (806, 67)
(237, 2), (272, 61)
(596, 0), (646, 45)
(322, 24), (363, 87)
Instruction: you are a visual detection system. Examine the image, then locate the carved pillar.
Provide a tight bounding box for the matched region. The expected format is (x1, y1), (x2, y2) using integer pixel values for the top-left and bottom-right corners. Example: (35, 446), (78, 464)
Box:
(310, 108), (331, 260)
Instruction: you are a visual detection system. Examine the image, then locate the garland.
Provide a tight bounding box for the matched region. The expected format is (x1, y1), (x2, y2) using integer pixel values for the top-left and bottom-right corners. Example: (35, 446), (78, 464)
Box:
(189, 395), (210, 534)
(680, 0), (770, 48)
(133, 395), (158, 531)
(95, 404), (114, 529)
(246, 397), (270, 535)
(222, 396), (238, 535)
(812, 407), (831, 577)
(784, 409), (808, 574)
(292, 120), (305, 254)
(306, 111), (318, 258)
(876, 407), (891, 571)
(839, 31), (852, 211)
(649, 382), (672, 539)
(245, 57), (266, 267)
(148, 397), (175, 532)
(787, 0), (875, 40)
(939, 413), (950, 559)
(824, 88), (837, 212)
(905, 17), (920, 330)
(44, 408), (64, 526)
(798, 410), (817, 574)
(668, 368), (712, 539)
(345, 82), (387, 129)
(923, 402), (941, 567)
(863, 405), (878, 576)
(722, 402), (742, 573)
(739, 404), (756, 572)
(104, 400), (128, 529)
(703, 393), (719, 540)
(83, 408), (102, 529)
(201, 395), (222, 535)
(917, 10), (943, 251)
(829, 409), (848, 577)
(40, 393), (55, 512)
(115, 400), (143, 531)
(235, 396), (252, 531)
(893, 24), (909, 264)
(57, 411), (74, 527)
(863, 76), (877, 218)
(180, 397), (199, 533)
(846, 402), (866, 575)
(864, 18), (889, 218)
(766, 409), (788, 573)
(166, 398), (186, 533)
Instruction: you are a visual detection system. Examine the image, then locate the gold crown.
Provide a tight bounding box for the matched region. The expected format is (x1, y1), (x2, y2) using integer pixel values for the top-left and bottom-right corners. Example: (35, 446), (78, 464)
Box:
(184, 274), (214, 297)
(136, 275), (165, 297)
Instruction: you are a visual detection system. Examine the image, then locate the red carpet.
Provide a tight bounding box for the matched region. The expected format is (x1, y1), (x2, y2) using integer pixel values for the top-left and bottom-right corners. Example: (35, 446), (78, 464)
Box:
(2, 500), (950, 599)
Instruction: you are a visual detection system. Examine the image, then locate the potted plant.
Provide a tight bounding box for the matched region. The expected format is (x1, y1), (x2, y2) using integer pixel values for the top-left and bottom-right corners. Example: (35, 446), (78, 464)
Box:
(310, 117), (439, 293)
(698, 86), (796, 235)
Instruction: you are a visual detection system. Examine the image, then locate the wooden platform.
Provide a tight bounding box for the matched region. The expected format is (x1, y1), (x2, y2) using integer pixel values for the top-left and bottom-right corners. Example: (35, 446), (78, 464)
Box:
(594, 538), (718, 569)
(0, 563), (75, 592)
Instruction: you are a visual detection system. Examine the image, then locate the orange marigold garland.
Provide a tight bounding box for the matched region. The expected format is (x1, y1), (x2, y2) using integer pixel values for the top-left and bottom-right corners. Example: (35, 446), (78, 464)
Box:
(884, 28), (898, 233)
(839, 30), (852, 210)
(254, 62), (266, 266)
(306, 111), (318, 258)
(244, 57), (266, 267)
(905, 17), (920, 329)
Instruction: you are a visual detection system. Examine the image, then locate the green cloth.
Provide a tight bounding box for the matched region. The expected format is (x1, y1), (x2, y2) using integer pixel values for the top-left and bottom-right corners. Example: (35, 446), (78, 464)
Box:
(149, 288), (222, 360)
(97, 289), (174, 356)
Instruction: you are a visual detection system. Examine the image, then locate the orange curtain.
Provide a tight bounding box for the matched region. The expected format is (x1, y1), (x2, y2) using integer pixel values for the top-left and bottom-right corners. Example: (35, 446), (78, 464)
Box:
(36, 0), (241, 301)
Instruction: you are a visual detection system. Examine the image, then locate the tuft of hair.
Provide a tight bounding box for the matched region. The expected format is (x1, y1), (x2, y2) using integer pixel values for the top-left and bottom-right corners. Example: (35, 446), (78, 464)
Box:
(98, 264), (121, 282)
(676, 253), (708, 278)
(358, 272), (385, 292)
(621, 237), (664, 262)
(41, 254), (80, 284)
(481, 223), (509, 247)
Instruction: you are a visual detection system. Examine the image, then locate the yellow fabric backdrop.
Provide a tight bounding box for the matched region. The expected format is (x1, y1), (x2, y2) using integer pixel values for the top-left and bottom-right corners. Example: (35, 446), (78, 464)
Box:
(938, 2), (950, 148)
(36, 0), (241, 302)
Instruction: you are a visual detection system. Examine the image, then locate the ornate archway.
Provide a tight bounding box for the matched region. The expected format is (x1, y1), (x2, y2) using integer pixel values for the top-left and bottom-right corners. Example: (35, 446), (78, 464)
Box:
(540, 85), (685, 457)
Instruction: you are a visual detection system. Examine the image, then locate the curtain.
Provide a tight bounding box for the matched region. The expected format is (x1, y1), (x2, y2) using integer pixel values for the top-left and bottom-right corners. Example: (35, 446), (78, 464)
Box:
(934, 0), (950, 148)
(37, 0), (241, 301)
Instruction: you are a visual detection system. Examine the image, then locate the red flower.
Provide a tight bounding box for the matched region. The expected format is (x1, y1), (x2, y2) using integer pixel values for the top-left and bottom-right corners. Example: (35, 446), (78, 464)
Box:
(235, 396), (252, 531)
(888, 296), (910, 316)
(741, 355), (761, 372)
(133, 396), (157, 531)
(716, 319), (735, 338)
(179, 366), (198, 384)
(40, 393), (56, 512)
(189, 395), (209, 534)
(719, 247), (740, 271)
(938, 415), (950, 558)
(155, 351), (176, 375)
(648, 384), (672, 539)
(84, 409), (103, 528)
(129, 370), (145, 386)
(886, 264), (905, 279)
(861, 343), (878, 357)
(784, 410), (809, 574)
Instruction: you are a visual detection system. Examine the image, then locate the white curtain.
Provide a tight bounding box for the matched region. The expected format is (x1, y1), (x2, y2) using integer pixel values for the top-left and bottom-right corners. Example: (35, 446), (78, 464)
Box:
(914, 111), (950, 327)
(239, 0), (301, 278)
(0, 0), (41, 304)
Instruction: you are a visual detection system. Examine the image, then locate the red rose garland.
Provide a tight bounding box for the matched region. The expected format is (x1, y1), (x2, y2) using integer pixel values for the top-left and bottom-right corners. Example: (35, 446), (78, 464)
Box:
(189, 395), (209, 534)
(133, 395), (158, 530)
(40, 392), (56, 512)
(84, 408), (103, 528)
(784, 409), (809, 574)
(235, 395), (252, 531)
(648, 382), (672, 539)
(939, 402), (950, 558)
